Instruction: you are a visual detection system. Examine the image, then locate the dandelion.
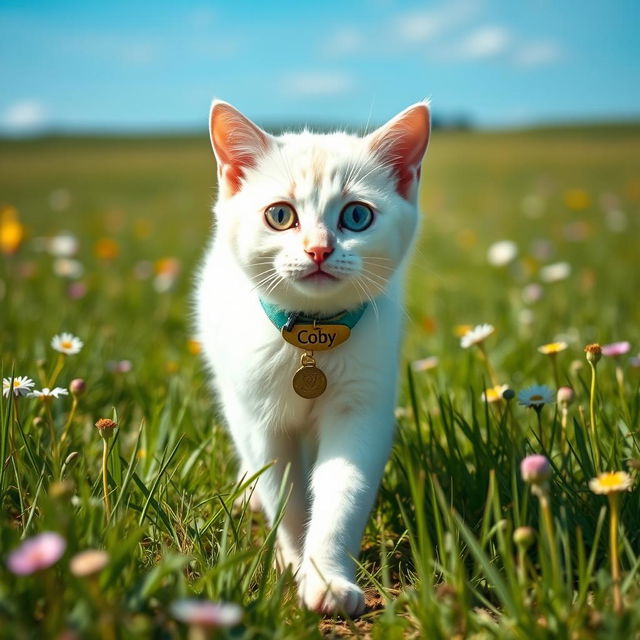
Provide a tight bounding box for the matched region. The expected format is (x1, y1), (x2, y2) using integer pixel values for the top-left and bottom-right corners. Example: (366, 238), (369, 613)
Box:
(70, 549), (109, 577)
(2, 376), (35, 397)
(520, 455), (560, 590)
(170, 598), (243, 628)
(30, 387), (69, 399)
(481, 384), (509, 404)
(590, 471), (634, 614)
(51, 332), (83, 355)
(585, 343), (602, 470)
(538, 342), (568, 356)
(589, 471), (633, 495)
(538, 342), (568, 388)
(487, 240), (518, 267)
(6, 532), (66, 575)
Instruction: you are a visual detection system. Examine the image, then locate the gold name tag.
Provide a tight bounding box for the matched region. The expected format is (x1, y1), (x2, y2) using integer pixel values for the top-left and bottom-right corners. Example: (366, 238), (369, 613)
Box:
(282, 324), (351, 351)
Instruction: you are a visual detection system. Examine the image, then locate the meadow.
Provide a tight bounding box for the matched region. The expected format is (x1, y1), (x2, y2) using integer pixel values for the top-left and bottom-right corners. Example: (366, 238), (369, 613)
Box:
(1, 123), (639, 638)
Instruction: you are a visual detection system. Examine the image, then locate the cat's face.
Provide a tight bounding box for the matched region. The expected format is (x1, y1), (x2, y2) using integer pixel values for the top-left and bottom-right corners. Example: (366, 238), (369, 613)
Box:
(210, 102), (430, 313)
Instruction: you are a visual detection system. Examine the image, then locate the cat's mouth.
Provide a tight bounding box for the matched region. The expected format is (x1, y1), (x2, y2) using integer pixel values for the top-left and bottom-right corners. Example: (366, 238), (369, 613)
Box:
(300, 269), (339, 283)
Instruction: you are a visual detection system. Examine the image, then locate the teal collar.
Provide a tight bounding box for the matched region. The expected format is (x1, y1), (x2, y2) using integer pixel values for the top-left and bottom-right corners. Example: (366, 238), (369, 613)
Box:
(259, 299), (368, 333)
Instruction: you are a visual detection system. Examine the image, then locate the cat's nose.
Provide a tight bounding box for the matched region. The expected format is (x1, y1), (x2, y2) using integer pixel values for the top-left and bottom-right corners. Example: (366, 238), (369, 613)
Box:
(305, 246), (334, 265)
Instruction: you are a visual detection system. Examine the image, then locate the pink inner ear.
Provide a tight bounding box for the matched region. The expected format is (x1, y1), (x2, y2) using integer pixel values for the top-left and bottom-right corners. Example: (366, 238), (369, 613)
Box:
(370, 104), (430, 199)
(210, 102), (270, 196)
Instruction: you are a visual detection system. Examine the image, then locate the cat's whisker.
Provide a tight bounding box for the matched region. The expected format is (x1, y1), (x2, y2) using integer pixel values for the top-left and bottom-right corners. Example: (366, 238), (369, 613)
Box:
(359, 268), (390, 287)
(249, 270), (281, 294)
(353, 277), (380, 323)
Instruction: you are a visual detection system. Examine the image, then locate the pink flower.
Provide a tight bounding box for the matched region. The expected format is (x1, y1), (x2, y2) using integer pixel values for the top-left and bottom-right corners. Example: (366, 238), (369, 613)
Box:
(520, 455), (551, 486)
(601, 341), (631, 357)
(6, 532), (66, 575)
(170, 599), (243, 628)
(557, 386), (575, 407)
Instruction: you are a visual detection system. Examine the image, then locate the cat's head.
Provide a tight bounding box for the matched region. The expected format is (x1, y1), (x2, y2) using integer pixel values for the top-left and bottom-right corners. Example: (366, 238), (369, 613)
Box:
(209, 101), (430, 314)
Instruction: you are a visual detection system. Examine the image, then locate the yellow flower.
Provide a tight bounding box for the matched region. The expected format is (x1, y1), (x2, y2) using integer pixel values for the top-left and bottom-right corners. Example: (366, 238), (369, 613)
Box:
(538, 342), (568, 355)
(453, 324), (473, 338)
(563, 189), (590, 211)
(0, 206), (24, 254)
(481, 384), (509, 403)
(95, 237), (119, 260)
(187, 339), (202, 355)
(589, 471), (633, 495)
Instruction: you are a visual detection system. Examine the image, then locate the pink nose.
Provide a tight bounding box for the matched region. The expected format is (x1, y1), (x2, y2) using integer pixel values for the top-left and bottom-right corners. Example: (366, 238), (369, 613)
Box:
(305, 246), (334, 265)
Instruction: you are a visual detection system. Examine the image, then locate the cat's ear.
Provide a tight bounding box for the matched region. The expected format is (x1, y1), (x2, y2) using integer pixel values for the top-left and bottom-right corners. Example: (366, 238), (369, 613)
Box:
(367, 102), (430, 200)
(209, 100), (272, 198)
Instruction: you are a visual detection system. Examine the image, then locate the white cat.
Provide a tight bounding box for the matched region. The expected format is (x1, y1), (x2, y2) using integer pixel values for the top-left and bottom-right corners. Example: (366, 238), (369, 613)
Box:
(196, 100), (430, 616)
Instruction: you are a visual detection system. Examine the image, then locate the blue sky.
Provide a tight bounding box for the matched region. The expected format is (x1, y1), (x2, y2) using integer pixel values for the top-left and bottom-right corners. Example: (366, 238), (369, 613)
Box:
(1, 0), (639, 133)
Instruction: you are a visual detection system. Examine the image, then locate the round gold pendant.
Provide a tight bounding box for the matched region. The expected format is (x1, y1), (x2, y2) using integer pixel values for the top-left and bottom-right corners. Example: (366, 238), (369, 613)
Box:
(292, 363), (327, 399)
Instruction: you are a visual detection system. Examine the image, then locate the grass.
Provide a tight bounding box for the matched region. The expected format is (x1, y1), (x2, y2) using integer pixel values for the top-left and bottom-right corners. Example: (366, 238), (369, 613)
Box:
(1, 124), (640, 638)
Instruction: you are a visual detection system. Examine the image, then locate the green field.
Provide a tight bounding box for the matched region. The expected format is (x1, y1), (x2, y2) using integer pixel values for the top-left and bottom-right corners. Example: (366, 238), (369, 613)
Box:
(1, 125), (640, 638)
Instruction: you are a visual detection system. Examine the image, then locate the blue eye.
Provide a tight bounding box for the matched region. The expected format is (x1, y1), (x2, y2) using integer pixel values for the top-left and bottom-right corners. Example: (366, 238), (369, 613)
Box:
(340, 203), (374, 232)
(265, 203), (297, 230)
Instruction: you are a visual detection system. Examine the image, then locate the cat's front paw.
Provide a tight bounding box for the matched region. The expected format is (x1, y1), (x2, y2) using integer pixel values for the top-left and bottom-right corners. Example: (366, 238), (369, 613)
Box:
(298, 569), (365, 617)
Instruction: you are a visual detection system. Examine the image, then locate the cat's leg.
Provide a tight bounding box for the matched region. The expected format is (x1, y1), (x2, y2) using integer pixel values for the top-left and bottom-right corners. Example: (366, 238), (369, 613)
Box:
(298, 405), (394, 616)
(225, 406), (309, 571)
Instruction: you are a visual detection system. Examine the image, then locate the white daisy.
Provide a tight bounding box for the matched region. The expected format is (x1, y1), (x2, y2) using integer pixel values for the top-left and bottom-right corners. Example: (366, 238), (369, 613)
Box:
(2, 376), (36, 398)
(30, 387), (69, 399)
(460, 323), (495, 349)
(481, 384), (510, 403)
(487, 240), (518, 267)
(540, 261), (571, 283)
(51, 333), (83, 355)
(518, 384), (555, 408)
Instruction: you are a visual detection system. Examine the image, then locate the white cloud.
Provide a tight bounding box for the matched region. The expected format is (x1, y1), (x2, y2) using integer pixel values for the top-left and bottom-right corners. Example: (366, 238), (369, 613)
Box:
(392, 0), (480, 44)
(455, 26), (511, 59)
(514, 41), (564, 67)
(282, 71), (354, 97)
(185, 6), (216, 29)
(2, 100), (48, 132)
(323, 27), (366, 56)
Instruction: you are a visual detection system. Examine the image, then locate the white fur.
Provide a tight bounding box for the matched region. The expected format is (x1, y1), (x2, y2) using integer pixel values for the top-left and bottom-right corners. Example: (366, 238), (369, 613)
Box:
(196, 101), (429, 616)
